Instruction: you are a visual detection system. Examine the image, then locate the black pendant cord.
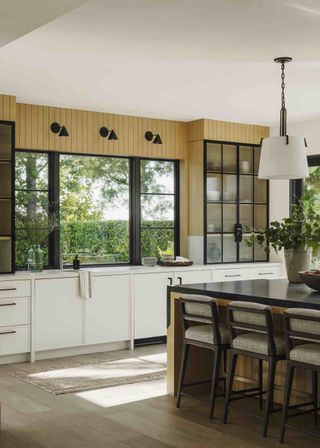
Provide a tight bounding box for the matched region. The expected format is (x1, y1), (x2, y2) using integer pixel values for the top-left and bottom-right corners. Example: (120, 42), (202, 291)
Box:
(279, 61), (287, 136)
(274, 57), (292, 137)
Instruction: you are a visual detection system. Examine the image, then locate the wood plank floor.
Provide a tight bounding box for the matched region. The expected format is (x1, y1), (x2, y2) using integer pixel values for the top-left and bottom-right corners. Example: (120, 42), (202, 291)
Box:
(0, 345), (319, 448)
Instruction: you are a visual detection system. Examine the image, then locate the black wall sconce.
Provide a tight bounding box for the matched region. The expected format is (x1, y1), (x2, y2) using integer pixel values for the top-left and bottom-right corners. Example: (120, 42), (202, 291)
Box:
(50, 122), (69, 137)
(99, 127), (118, 140)
(145, 131), (162, 145)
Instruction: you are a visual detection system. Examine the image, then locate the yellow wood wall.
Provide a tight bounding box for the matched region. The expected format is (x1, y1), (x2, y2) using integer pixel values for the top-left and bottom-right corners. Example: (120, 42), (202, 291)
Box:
(15, 103), (187, 160)
(0, 95), (16, 121)
(0, 93), (270, 257)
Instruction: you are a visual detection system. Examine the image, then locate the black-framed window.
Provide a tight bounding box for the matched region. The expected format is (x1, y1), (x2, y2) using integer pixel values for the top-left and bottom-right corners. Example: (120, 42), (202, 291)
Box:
(140, 159), (179, 259)
(15, 151), (51, 268)
(14, 151), (179, 269)
(291, 155), (320, 208)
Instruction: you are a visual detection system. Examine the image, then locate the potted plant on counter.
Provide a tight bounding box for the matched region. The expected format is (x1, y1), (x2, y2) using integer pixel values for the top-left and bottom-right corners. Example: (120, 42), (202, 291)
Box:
(246, 192), (320, 283)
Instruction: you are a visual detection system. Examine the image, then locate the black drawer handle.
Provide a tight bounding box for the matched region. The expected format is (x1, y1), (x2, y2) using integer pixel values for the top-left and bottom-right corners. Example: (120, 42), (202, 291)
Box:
(177, 276), (182, 285)
(168, 277), (173, 286)
(0, 288), (17, 292)
(0, 302), (16, 307)
(225, 274), (241, 278)
(258, 272), (274, 275)
(0, 330), (16, 335)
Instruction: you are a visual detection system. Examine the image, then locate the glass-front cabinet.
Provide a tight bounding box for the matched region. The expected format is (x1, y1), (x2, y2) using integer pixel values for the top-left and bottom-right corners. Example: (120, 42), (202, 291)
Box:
(204, 140), (268, 264)
(0, 121), (15, 273)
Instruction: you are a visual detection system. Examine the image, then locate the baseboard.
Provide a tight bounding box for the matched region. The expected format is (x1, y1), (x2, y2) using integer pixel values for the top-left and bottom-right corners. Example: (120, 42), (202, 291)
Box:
(0, 353), (30, 365)
(34, 340), (130, 361)
(134, 336), (167, 347)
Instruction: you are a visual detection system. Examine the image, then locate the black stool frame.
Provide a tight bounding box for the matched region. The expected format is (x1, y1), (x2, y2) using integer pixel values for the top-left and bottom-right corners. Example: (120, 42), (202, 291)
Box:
(280, 312), (320, 443)
(223, 303), (286, 437)
(176, 296), (229, 419)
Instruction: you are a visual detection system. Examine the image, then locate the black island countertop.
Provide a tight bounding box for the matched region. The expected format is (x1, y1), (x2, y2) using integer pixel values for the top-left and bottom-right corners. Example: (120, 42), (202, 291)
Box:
(168, 278), (320, 310)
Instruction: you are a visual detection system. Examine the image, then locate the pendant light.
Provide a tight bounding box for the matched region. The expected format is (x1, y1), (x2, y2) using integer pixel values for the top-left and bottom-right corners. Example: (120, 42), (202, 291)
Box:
(258, 57), (309, 180)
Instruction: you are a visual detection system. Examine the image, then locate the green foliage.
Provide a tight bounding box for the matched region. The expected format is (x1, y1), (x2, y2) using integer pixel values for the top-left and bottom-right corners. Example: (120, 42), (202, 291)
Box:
(61, 220), (173, 264)
(246, 169), (320, 255)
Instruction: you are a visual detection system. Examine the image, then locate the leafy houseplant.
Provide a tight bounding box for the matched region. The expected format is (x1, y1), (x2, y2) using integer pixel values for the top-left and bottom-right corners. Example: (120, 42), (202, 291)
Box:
(246, 192), (320, 282)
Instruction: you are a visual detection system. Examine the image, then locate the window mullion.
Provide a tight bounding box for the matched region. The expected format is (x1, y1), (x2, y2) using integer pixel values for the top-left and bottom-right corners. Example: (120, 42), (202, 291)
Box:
(130, 158), (141, 265)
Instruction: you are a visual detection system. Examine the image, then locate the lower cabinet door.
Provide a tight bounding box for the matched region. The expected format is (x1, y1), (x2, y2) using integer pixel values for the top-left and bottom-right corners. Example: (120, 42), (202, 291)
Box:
(134, 272), (173, 340)
(0, 325), (30, 355)
(85, 275), (130, 345)
(35, 278), (83, 351)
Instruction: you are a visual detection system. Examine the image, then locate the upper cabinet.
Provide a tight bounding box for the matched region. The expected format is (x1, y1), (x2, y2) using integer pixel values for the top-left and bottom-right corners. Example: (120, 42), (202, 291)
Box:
(0, 121), (15, 273)
(205, 141), (268, 264)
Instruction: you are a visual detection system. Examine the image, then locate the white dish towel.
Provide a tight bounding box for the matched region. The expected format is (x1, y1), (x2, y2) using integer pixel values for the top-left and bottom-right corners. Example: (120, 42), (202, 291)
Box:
(79, 270), (93, 299)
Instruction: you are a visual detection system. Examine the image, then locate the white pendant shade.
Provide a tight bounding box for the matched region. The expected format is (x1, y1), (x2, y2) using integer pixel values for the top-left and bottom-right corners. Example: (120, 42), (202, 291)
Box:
(258, 136), (309, 180)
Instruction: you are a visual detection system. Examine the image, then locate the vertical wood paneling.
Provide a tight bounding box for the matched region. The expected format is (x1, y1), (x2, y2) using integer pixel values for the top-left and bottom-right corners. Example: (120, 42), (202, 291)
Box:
(14, 102), (187, 159)
(0, 94), (16, 121)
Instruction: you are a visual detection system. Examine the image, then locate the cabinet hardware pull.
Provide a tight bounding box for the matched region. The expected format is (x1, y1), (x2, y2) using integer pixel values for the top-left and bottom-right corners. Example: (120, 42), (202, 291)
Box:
(0, 302), (16, 307)
(0, 330), (16, 335)
(225, 274), (241, 278)
(258, 272), (274, 275)
(168, 277), (173, 286)
(177, 276), (183, 285)
(0, 288), (17, 292)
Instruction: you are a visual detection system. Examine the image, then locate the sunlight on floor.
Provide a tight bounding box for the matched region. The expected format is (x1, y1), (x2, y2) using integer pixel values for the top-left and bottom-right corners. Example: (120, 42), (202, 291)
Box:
(75, 377), (167, 407)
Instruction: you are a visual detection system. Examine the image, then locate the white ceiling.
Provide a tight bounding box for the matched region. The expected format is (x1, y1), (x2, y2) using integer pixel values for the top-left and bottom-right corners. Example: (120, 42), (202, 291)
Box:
(1, 0), (320, 125)
(0, 0), (87, 47)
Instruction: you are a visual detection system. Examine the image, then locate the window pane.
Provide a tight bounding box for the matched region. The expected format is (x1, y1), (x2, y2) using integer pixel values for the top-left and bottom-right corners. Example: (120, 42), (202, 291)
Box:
(15, 191), (48, 227)
(15, 151), (50, 269)
(207, 234), (222, 263)
(240, 146), (253, 174)
(15, 152), (49, 190)
(141, 228), (174, 258)
(223, 144), (237, 173)
(223, 235), (237, 262)
(140, 159), (177, 260)
(60, 154), (130, 265)
(254, 178), (267, 203)
(15, 229), (49, 268)
(240, 175), (253, 203)
(207, 174), (221, 201)
(207, 204), (221, 232)
(207, 143), (221, 172)
(141, 194), (174, 227)
(140, 160), (174, 194)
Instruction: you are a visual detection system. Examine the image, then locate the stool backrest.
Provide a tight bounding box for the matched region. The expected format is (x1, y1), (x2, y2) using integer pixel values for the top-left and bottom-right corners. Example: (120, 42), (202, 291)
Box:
(284, 308), (320, 355)
(227, 301), (276, 356)
(179, 294), (221, 344)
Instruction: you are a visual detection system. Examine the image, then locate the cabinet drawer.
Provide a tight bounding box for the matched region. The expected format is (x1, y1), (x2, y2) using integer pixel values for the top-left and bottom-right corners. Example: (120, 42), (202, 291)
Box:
(0, 325), (30, 356)
(248, 266), (282, 280)
(213, 269), (247, 282)
(0, 280), (31, 299)
(0, 297), (30, 326)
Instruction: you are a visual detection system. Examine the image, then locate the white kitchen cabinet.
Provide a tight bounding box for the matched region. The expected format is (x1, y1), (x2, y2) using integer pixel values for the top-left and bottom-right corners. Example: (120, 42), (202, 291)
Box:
(35, 277), (83, 351)
(174, 269), (212, 286)
(134, 272), (173, 339)
(85, 275), (130, 345)
(134, 271), (173, 339)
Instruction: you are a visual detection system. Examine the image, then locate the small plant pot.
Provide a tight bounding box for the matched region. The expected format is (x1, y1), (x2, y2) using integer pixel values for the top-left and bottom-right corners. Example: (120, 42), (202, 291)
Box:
(284, 247), (312, 283)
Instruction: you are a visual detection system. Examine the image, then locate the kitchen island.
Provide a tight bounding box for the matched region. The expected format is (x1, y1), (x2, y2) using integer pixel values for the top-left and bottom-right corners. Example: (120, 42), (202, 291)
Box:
(167, 279), (320, 404)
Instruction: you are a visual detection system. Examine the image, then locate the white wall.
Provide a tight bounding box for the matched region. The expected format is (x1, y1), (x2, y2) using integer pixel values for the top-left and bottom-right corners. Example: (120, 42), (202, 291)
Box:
(269, 118), (320, 263)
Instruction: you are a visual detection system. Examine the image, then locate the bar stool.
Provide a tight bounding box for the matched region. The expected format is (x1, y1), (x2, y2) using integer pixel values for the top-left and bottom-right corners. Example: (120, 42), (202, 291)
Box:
(280, 308), (320, 443)
(176, 294), (230, 419)
(223, 301), (286, 437)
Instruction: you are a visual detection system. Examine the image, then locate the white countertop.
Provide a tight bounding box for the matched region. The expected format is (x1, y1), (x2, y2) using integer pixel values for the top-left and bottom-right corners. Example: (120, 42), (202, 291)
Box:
(0, 262), (282, 281)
